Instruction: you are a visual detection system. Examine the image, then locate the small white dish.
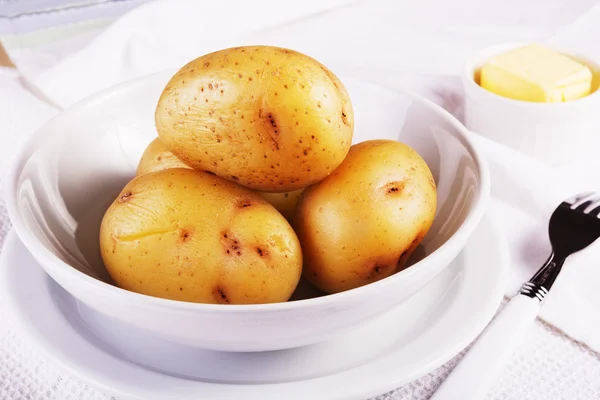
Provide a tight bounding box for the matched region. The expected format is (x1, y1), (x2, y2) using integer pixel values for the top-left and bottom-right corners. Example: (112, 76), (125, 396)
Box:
(462, 43), (600, 165)
(6, 72), (489, 352)
(1, 213), (507, 400)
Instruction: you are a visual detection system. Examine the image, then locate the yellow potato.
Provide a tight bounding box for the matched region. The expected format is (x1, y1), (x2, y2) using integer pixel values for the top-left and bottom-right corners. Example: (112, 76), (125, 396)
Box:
(136, 138), (191, 176)
(257, 189), (304, 221)
(100, 168), (302, 304)
(155, 45), (354, 192)
(295, 140), (437, 294)
(137, 138), (304, 220)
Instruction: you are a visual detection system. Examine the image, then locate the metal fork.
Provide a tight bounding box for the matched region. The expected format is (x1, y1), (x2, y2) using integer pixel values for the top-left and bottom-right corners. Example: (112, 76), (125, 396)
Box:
(431, 192), (600, 400)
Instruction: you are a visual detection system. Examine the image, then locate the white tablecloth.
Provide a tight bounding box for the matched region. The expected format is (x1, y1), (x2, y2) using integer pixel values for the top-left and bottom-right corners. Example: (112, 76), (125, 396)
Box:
(1, 1), (600, 399)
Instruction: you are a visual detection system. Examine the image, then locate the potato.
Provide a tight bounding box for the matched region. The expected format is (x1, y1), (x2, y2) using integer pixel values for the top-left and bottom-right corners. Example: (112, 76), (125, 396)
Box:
(100, 168), (302, 304)
(257, 189), (304, 221)
(137, 137), (304, 220)
(136, 138), (191, 175)
(155, 45), (354, 192)
(295, 140), (436, 294)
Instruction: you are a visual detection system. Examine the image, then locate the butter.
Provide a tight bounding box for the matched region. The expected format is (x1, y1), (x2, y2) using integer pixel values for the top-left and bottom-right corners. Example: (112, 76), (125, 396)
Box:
(479, 44), (593, 103)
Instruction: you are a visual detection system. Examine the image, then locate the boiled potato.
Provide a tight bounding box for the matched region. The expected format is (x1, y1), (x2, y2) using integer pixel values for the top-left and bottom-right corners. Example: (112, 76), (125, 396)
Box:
(295, 140), (436, 294)
(136, 138), (191, 175)
(100, 168), (302, 304)
(136, 138), (304, 219)
(155, 45), (354, 192)
(258, 189), (304, 221)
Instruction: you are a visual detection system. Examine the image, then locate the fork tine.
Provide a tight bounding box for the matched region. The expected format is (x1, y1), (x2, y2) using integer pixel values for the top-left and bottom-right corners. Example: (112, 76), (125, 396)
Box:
(570, 192), (597, 209)
(565, 192), (594, 205)
(583, 196), (600, 215)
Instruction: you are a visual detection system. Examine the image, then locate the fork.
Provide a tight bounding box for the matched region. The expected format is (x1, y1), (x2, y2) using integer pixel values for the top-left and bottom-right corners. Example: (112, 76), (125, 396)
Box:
(430, 192), (600, 400)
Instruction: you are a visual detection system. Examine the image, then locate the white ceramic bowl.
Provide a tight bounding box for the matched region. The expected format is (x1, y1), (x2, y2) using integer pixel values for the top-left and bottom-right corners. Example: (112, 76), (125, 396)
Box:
(463, 43), (600, 165)
(6, 71), (489, 352)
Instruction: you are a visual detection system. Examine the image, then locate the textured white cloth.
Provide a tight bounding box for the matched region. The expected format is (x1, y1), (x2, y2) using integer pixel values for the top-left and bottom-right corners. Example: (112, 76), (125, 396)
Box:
(22, 0), (600, 107)
(0, 0), (150, 78)
(2, 1), (600, 399)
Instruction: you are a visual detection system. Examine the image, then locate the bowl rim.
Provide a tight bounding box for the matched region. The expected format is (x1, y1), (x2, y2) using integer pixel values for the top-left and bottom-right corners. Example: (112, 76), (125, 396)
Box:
(462, 42), (600, 108)
(5, 71), (490, 313)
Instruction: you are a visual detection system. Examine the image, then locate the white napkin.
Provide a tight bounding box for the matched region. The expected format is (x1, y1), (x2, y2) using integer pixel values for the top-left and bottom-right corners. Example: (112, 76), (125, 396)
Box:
(6, 0), (600, 353)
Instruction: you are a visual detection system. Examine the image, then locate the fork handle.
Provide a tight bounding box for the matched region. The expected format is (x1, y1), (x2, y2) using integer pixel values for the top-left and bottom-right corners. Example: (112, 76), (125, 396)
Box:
(430, 294), (541, 400)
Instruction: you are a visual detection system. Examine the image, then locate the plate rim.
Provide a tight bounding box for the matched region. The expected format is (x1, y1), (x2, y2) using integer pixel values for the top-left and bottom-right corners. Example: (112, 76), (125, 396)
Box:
(0, 213), (508, 400)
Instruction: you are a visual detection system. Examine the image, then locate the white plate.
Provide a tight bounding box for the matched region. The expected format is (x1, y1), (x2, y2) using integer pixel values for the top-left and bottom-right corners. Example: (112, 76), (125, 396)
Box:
(1, 214), (507, 400)
(7, 72), (490, 352)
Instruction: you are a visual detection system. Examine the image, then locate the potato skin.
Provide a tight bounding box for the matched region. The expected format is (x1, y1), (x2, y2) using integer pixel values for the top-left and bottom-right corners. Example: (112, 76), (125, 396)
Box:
(295, 140), (437, 294)
(100, 168), (302, 304)
(136, 138), (191, 176)
(136, 138), (303, 219)
(257, 189), (303, 221)
(155, 45), (354, 192)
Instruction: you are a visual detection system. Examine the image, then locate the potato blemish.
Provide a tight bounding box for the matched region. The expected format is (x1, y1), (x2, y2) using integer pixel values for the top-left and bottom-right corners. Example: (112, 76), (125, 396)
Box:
(214, 286), (229, 304)
(255, 246), (270, 259)
(267, 113), (278, 133)
(366, 260), (393, 280)
(118, 191), (133, 203)
(382, 180), (407, 195)
(222, 232), (242, 256)
(258, 108), (281, 150)
(180, 228), (192, 243)
(236, 197), (254, 209)
(341, 109), (349, 126)
(396, 250), (411, 271)
(399, 250), (408, 262)
(429, 176), (436, 189)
